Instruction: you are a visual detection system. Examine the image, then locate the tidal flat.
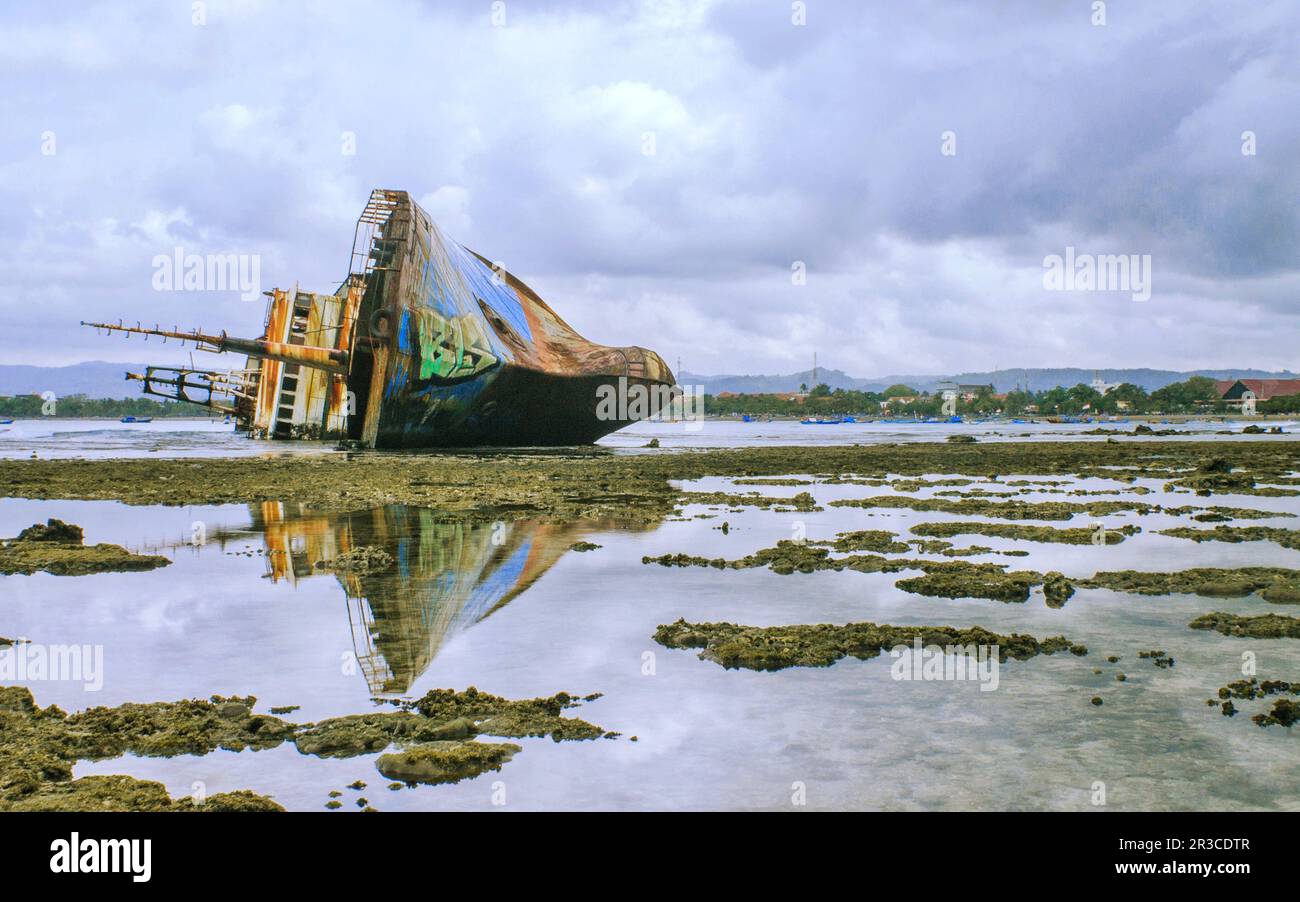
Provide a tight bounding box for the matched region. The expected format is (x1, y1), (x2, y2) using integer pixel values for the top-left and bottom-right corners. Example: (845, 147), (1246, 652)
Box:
(1, 437), (1298, 811)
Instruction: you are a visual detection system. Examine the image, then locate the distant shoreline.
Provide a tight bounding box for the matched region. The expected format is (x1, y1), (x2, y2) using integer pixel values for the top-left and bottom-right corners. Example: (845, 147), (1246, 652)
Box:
(3, 414), (1298, 423)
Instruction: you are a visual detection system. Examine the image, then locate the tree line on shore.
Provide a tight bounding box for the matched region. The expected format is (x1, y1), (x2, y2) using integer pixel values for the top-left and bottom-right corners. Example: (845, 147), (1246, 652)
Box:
(0, 394), (211, 418)
(5, 377), (1298, 421)
(707, 377), (1300, 417)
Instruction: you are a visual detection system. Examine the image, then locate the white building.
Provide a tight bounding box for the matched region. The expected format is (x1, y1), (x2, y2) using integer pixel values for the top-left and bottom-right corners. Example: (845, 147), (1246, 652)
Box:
(1091, 372), (1121, 395)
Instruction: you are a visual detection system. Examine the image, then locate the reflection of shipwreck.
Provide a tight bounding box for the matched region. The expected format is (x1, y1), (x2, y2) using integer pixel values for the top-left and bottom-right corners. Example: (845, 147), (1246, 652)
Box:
(250, 503), (613, 695)
(85, 189), (676, 446)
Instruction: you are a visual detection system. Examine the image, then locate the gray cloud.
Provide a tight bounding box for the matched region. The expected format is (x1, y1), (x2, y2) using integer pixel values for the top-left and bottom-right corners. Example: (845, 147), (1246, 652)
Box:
(1, 0), (1296, 377)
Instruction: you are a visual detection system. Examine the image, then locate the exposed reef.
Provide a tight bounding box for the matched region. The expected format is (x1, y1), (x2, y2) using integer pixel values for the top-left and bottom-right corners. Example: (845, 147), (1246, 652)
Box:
(0, 685), (608, 811)
(3, 441), (1297, 524)
(0, 688), (287, 811)
(0, 519), (170, 576)
(910, 521), (1138, 545)
(1188, 612), (1300, 638)
(1157, 525), (1300, 551)
(830, 495), (1162, 521)
(1081, 568), (1300, 602)
(377, 741), (521, 785)
(1208, 678), (1300, 727)
(653, 618), (1086, 671)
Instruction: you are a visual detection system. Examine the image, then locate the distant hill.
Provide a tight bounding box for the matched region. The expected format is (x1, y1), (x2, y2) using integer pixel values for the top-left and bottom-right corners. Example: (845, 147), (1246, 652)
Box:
(679, 368), (947, 394)
(0, 362), (145, 400)
(941, 368), (1300, 394)
(6, 361), (1297, 402)
(682, 366), (1300, 395)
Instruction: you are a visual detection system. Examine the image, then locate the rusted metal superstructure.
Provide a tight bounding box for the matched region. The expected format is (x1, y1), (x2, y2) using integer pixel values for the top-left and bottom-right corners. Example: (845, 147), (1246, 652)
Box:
(85, 189), (676, 446)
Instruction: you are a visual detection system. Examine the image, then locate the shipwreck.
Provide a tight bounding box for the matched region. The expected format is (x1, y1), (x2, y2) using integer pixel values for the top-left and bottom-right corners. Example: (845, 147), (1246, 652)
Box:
(84, 189), (676, 447)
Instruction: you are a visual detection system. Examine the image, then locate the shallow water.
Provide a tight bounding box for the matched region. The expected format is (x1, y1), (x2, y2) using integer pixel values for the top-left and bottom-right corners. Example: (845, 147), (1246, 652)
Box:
(1, 416), (1292, 459)
(2, 466), (1298, 811)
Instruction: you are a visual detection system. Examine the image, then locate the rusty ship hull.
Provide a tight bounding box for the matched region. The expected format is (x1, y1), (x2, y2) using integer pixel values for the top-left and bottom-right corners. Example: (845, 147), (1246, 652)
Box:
(86, 189), (676, 448)
(371, 368), (664, 448)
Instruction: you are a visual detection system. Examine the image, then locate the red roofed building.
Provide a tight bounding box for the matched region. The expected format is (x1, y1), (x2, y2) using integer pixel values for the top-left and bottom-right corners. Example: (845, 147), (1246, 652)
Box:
(1214, 379), (1300, 402)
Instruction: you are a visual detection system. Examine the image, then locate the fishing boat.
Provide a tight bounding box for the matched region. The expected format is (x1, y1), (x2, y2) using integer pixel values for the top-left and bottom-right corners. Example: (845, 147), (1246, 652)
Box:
(0, 418), (13, 425)
(85, 189), (676, 448)
(120, 416), (153, 424)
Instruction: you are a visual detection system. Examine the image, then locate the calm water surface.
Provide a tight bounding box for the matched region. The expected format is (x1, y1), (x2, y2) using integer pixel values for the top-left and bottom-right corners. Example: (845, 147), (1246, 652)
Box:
(2, 416), (1295, 459)
(2, 460), (1298, 811)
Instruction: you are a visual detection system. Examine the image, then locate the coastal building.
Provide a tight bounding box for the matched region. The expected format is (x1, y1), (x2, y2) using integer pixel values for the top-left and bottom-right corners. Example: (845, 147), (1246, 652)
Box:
(956, 383), (994, 401)
(936, 379), (994, 402)
(1214, 378), (1300, 404)
(1090, 372), (1122, 394)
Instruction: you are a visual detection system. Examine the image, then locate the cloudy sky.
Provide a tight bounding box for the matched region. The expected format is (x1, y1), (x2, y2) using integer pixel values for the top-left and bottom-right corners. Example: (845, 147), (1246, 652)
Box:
(2, 0), (1297, 377)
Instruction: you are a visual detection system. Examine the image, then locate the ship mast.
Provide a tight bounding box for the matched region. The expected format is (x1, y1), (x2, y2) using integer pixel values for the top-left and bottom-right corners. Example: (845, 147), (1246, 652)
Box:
(80, 321), (350, 374)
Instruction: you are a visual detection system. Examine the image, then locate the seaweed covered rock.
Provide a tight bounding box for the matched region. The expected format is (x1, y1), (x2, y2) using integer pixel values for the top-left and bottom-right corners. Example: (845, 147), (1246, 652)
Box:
(832, 495), (1161, 521)
(818, 530), (910, 554)
(653, 618), (1086, 671)
(1254, 699), (1300, 728)
(1208, 678), (1300, 727)
(1188, 612), (1300, 639)
(16, 519), (83, 543)
(4, 775), (285, 812)
(1157, 525), (1300, 552)
(1042, 572), (1076, 608)
(911, 521), (1135, 545)
(644, 540), (1023, 582)
(0, 682), (610, 810)
(895, 569), (1042, 604)
(5, 439), (1300, 521)
(1164, 454), (1294, 499)
(0, 520), (170, 576)
(0, 688), (285, 811)
(408, 686), (606, 741)
(376, 741), (521, 785)
(682, 490), (820, 512)
(1081, 567), (1300, 601)
(63, 695), (295, 759)
(1164, 458), (1258, 495)
(294, 712), (475, 758)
